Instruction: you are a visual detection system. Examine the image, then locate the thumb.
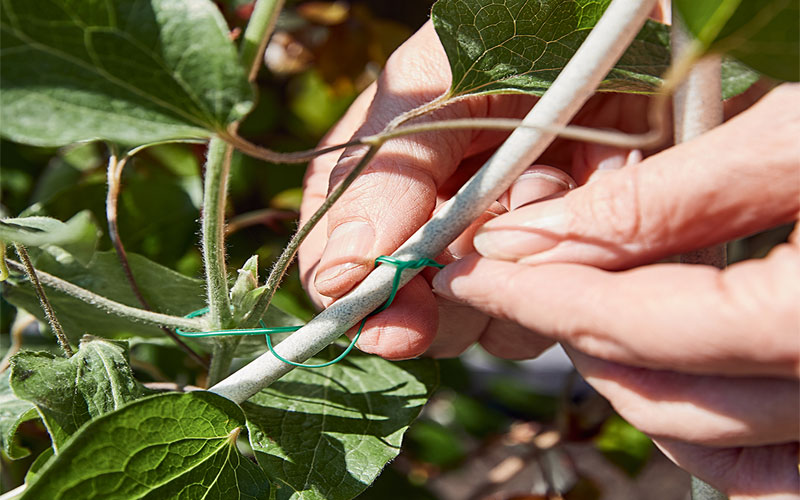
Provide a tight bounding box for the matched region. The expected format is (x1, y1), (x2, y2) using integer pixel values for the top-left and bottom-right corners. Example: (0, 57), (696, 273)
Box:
(473, 85), (800, 269)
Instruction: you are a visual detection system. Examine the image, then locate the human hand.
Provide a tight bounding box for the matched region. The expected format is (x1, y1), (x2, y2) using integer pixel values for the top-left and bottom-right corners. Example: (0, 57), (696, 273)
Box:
(298, 21), (654, 360)
(431, 84), (800, 497)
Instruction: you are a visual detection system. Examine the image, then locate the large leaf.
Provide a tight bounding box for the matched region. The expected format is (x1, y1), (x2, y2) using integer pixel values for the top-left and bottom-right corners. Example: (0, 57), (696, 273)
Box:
(9, 336), (146, 451)
(676, 0), (799, 81)
(0, 211), (98, 249)
(244, 347), (438, 500)
(3, 250), (206, 340)
(432, 0), (671, 97)
(0, 0), (254, 147)
(20, 391), (270, 499)
(431, 0), (759, 98)
(0, 369), (38, 459)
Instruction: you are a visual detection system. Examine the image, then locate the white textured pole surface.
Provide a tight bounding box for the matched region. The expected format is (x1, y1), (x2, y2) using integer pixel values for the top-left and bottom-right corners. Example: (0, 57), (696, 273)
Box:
(211, 0), (659, 403)
(672, 17), (726, 268)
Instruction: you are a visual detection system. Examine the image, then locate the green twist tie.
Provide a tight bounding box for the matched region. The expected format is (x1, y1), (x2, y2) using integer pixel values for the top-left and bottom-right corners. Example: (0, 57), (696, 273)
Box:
(176, 256), (444, 368)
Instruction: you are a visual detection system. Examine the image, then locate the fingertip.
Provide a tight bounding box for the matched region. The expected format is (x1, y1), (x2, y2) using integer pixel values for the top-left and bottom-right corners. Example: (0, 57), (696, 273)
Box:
(355, 276), (438, 360)
(314, 220), (375, 297)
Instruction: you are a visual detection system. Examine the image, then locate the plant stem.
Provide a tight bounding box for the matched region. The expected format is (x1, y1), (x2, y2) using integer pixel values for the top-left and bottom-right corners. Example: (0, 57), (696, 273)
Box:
(211, 0), (658, 403)
(691, 477), (728, 500)
(673, 13), (728, 500)
(368, 116), (667, 150)
(242, 145), (380, 328)
(0, 309), (35, 373)
(207, 338), (239, 387)
(5, 259), (206, 331)
(672, 17), (725, 269)
(12, 244), (73, 357)
(105, 150), (208, 368)
(202, 137), (234, 330)
(221, 132), (363, 164)
(240, 0), (285, 82)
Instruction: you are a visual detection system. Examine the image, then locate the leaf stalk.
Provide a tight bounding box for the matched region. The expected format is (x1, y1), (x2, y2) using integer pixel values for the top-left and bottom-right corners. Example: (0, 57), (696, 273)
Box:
(12, 244), (73, 357)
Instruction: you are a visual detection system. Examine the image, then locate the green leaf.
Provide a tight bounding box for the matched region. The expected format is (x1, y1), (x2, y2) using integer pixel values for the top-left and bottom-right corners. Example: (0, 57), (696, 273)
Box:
(0, 369), (38, 459)
(3, 250), (206, 340)
(431, 0), (761, 98)
(676, 0), (799, 81)
(0, 211), (98, 248)
(244, 348), (438, 500)
(24, 447), (55, 485)
(432, 0), (671, 97)
(0, 0), (254, 147)
(721, 57), (760, 100)
(21, 391), (270, 499)
(594, 414), (653, 477)
(9, 336), (146, 451)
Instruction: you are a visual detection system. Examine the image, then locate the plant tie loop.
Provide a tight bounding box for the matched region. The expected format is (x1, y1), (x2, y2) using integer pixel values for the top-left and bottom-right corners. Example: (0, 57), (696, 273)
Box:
(176, 256), (444, 368)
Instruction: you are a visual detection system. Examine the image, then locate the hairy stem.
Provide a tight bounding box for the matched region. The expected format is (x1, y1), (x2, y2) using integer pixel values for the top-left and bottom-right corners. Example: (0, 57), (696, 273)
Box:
(106, 150), (208, 368)
(207, 338), (239, 387)
(242, 145), (380, 328)
(12, 244), (73, 357)
(221, 132), (363, 164)
(5, 259), (206, 331)
(211, 0), (658, 403)
(202, 137), (234, 329)
(240, 0), (285, 82)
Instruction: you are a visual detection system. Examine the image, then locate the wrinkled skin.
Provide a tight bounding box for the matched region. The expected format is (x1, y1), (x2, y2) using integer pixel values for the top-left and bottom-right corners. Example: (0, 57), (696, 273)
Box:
(297, 20), (800, 499)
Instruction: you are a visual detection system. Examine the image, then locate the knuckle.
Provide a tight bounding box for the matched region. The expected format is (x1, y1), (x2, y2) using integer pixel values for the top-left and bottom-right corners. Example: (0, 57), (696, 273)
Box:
(574, 169), (648, 246)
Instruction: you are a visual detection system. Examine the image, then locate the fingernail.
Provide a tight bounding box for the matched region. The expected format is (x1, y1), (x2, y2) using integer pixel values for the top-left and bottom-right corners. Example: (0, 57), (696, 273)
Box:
(431, 268), (457, 301)
(473, 198), (566, 261)
(509, 171), (573, 210)
(315, 221), (375, 295)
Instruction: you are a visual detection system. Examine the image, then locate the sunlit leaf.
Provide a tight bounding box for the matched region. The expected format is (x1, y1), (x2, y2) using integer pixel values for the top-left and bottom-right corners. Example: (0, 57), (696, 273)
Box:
(244, 348), (437, 500)
(9, 337), (146, 451)
(0, 0), (254, 147)
(21, 391), (270, 499)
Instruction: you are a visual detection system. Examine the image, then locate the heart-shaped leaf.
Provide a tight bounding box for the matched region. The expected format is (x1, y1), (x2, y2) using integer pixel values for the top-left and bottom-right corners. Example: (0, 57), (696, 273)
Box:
(244, 347), (437, 500)
(0, 0), (254, 147)
(20, 391), (270, 499)
(432, 0), (760, 98)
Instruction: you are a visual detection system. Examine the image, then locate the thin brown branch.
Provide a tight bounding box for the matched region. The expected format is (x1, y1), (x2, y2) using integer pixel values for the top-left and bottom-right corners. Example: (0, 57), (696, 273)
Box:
(13, 244), (73, 357)
(105, 150), (208, 369)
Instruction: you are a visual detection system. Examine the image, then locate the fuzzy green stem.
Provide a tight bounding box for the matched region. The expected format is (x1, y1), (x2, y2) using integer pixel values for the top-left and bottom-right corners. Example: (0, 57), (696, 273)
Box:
(207, 338), (240, 387)
(202, 137), (234, 330)
(5, 259), (206, 331)
(240, 0), (285, 82)
(12, 244), (73, 357)
(243, 145), (381, 328)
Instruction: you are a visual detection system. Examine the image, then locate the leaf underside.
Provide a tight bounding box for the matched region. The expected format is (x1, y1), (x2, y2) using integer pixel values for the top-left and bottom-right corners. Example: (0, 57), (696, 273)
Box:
(244, 347), (438, 500)
(675, 0), (799, 81)
(0, 212), (98, 248)
(9, 337), (146, 451)
(21, 391), (270, 499)
(0, 370), (37, 459)
(0, 0), (254, 147)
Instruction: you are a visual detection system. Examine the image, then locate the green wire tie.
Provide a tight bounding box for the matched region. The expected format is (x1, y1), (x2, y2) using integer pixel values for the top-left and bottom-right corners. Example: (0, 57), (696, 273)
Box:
(176, 256), (444, 368)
